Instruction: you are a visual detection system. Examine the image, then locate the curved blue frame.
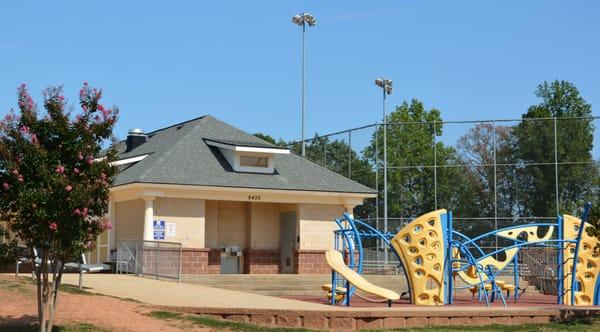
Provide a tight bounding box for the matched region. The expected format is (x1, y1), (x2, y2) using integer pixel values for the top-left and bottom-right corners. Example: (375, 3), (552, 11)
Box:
(331, 213), (413, 305)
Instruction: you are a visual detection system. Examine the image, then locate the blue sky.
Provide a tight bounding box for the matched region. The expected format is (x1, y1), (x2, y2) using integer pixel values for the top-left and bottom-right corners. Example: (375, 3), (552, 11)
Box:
(1, 1), (598, 157)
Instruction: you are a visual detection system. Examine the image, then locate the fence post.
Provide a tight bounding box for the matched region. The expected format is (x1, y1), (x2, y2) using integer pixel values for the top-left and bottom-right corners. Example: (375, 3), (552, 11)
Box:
(178, 245), (182, 282)
(493, 121), (498, 253)
(156, 241), (160, 280)
(433, 121), (437, 210)
(348, 131), (352, 179)
(554, 117), (560, 215)
(135, 242), (139, 276)
(375, 124), (379, 255)
(323, 137), (327, 166)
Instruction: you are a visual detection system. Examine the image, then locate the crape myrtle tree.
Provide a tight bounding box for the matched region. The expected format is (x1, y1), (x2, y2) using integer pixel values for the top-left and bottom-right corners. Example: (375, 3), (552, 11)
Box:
(0, 83), (118, 332)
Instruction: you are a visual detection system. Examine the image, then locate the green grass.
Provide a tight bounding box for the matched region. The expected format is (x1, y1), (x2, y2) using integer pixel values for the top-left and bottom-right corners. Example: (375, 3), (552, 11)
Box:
(0, 278), (32, 295)
(147, 310), (314, 332)
(59, 284), (96, 295)
(366, 318), (600, 332)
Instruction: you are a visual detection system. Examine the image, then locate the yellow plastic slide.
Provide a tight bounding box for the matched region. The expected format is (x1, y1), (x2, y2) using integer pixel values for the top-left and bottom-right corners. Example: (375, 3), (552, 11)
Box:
(324, 250), (400, 302)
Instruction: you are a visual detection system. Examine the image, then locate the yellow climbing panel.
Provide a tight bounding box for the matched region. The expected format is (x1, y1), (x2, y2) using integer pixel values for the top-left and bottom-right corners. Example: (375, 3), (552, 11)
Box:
(496, 225), (554, 242)
(390, 209), (447, 305)
(562, 214), (600, 306)
(453, 247), (519, 286)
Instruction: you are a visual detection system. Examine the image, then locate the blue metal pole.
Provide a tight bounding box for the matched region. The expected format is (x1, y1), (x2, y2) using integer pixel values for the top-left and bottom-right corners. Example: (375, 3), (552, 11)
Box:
(569, 203), (592, 306)
(446, 212), (454, 304)
(513, 253), (519, 301)
(557, 215), (564, 305)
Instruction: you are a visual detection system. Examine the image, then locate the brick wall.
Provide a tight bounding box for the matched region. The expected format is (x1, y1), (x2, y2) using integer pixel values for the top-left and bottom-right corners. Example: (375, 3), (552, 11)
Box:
(181, 248), (221, 274)
(244, 249), (279, 274)
(295, 250), (329, 274)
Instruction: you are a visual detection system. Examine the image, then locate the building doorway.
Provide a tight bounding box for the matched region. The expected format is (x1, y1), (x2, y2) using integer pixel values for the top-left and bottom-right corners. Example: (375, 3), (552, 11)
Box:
(279, 211), (297, 273)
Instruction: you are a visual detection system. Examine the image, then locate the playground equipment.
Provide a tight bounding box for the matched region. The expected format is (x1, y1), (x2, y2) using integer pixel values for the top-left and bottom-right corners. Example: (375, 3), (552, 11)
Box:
(326, 203), (595, 307)
(324, 250), (399, 307)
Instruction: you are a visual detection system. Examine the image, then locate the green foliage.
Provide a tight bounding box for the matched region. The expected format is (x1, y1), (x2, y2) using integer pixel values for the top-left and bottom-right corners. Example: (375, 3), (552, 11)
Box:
(513, 80), (597, 217)
(253, 132), (287, 146)
(261, 80), (598, 243)
(362, 100), (474, 228)
(289, 133), (376, 219)
(0, 84), (118, 258)
(253, 132), (277, 144)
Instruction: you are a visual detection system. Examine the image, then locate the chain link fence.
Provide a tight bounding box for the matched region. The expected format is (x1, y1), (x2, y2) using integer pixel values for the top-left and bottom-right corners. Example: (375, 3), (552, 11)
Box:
(289, 116), (599, 263)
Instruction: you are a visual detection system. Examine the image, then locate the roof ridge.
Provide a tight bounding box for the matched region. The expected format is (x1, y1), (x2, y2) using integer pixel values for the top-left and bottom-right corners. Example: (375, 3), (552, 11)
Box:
(145, 115), (210, 135)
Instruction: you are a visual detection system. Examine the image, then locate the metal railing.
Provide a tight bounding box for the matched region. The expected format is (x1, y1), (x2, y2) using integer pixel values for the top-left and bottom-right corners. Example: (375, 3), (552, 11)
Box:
(519, 247), (559, 294)
(116, 239), (182, 281)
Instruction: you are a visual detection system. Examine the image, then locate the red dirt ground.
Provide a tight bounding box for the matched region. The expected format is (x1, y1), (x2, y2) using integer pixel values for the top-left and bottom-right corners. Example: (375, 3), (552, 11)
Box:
(0, 275), (210, 331)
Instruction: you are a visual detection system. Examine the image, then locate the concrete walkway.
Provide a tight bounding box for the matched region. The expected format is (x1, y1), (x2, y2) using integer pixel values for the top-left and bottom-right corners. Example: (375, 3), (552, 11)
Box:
(57, 274), (600, 330)
(61, 274), (333, 311)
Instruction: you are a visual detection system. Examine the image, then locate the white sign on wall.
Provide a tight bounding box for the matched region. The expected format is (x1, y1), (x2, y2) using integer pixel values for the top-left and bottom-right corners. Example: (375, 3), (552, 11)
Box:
(166, 222), (176, 237)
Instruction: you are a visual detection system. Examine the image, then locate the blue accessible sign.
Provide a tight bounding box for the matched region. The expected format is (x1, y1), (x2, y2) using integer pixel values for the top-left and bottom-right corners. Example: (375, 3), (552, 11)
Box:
(153, 220), (165, 240)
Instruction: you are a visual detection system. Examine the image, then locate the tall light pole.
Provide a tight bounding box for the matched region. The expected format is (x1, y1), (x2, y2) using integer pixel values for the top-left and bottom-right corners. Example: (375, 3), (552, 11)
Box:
(292, 12), (316, 157)
(375, 78), (392, 264)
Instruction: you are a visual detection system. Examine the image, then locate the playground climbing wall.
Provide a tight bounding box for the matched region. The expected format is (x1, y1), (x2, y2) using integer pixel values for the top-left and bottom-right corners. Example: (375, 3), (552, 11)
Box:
(562, 214), (600, 306)
(391, 209), (447, 305)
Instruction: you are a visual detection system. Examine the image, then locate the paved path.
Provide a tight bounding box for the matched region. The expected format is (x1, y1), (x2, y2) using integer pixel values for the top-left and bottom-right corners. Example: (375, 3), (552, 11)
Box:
(60, 274), (568, 314)
(61, 274), (334, 311)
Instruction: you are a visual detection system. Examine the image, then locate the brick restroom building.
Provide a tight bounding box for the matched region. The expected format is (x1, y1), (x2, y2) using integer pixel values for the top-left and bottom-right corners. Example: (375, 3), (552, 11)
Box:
(88, 115), (375, 275)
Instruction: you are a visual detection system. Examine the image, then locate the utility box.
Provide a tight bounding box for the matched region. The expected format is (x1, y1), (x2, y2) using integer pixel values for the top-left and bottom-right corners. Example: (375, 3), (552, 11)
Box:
(220, 245), (243, 274)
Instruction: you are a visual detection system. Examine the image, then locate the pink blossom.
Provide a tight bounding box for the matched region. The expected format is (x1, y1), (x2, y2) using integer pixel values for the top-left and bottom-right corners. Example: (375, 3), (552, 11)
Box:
(78, 152), (84, 160)
(32, 203), (37, 209)
(103, 220), (113, 231)
(17, 175), (23, 182)
(65, 185), (72, 192)
(11, 169), (18, 176)
(58, 95), (64, 101)
(20, 126), (29, 135)
(73, 168), (80, 174)
(5, 114), (13, 122)
(87, 157), (94, 165)
(49, 222), (58, 231)
(82, 207), (89, 217)
(2, 183), (9, 190)
(31, 134), (38, 144)
(73, 208), (81, 216)
(56, 165), (65, 174)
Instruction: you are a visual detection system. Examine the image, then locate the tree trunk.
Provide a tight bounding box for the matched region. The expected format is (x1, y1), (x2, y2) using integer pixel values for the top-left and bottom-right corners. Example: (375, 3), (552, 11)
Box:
(46, 260), (64, 332)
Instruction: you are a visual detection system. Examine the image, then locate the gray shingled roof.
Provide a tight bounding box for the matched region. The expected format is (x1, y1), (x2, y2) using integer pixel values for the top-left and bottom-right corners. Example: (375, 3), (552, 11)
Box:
(111, 115), (376, 194)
